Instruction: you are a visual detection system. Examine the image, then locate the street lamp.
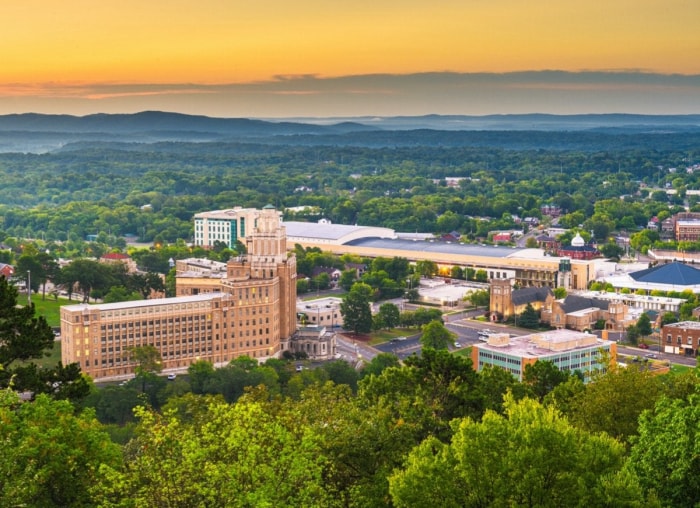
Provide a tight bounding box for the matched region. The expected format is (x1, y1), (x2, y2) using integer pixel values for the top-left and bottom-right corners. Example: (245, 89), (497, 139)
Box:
(27, 270), (31, 305)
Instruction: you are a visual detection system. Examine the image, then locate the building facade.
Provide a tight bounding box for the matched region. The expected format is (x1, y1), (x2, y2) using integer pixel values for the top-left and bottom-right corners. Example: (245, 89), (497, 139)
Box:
(471, 329), (616, 383)
(297, 297), (343, 328)
(661, 321), (700, 357)
(61, 206), (297, 380)
(193, 207), (268, 249)
(283, 325), (336, 360)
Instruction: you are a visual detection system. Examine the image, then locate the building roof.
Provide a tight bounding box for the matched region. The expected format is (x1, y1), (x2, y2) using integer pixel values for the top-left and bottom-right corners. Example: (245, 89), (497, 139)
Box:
(284, 221), (396, 243)
(62, 292), (227, 312)
(345, 237), (529, 259)
(630, 261), (700, 286)
(475, 329), (612, 359)
(559, 294), (609, 313)
(511, 286), (553, 306)
(101, 252), (130, 260)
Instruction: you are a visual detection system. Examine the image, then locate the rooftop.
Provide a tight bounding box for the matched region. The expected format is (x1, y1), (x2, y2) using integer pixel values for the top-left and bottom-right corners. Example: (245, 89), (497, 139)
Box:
(662, 320), (700, 330)
(630, 261), (700, 286)
(475, 329), (612, 358)
(62, 292), (227, 312)
(345, 237), (532, 259)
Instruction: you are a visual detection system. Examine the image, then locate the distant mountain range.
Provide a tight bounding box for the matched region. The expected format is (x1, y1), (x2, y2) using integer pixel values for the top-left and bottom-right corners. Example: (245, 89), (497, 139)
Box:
(0, 111), (699, 153)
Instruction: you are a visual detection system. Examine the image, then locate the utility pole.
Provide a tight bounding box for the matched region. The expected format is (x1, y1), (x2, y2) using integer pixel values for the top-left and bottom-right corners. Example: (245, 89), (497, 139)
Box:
(27, 270), (31, 305)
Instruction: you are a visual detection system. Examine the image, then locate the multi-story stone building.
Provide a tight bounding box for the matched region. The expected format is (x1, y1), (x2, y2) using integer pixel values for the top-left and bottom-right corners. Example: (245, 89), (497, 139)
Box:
(672, 212), (700, 242)
(61, 206), (298, 380)
(193, 206), (268, 249)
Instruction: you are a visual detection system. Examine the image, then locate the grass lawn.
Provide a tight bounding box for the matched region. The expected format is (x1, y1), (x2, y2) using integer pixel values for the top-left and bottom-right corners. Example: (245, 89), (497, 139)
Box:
(27, 296), (77, 328)
(17, 296), (77, 368)
(666, 363), (693, 376)
(454, 346), (472, 357)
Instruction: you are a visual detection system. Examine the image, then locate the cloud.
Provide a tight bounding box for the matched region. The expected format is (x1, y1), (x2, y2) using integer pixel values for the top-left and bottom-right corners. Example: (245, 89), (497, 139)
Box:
(1, 71), (699, 117)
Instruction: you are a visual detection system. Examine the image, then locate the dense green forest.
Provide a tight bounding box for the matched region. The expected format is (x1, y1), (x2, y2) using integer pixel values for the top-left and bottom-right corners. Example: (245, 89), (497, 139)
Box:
(0, 130), (698, 247)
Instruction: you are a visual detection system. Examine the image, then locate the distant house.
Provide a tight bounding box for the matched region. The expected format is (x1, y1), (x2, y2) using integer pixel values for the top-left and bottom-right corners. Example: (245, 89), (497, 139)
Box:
(0, 262), (14, 279)
(492, 232), (512, 243)
(344, 262), (367, 278)
(311, 266), (342, 282)
(535, 234), (558, 251)
(540, 204), (562, 217)
(557, 233), (600, 260)
(441, 231), (461, 242)
(100, 252), (137, 273)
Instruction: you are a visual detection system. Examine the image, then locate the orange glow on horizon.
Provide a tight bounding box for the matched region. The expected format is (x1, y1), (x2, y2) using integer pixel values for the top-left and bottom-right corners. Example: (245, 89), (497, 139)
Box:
(2, 0), (699, 86)
(1, 1), (699, 116)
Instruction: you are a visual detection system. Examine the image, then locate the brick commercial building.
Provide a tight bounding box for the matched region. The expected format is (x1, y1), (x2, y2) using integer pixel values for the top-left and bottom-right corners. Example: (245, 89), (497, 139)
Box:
(61, 206), (298, 380)
(661, 321), (700, 357)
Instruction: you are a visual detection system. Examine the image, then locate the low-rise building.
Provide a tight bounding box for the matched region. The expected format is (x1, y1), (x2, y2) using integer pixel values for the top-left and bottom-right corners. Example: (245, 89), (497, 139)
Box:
(660, 321), (700, 357)
(471, 329), (616, 382)
(284, 325), (336, 360)
(297, 297), (343, 328)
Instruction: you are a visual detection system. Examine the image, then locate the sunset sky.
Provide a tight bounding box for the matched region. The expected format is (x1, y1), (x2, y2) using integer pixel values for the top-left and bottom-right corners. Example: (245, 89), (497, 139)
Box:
(2, 1), (699, 117)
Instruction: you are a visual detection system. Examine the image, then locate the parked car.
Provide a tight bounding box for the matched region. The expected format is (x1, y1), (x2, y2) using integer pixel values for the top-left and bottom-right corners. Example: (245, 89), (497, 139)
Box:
(639, 343), (649, 349)
(454, 342), (462, 348)
(167, 374), (177, 381)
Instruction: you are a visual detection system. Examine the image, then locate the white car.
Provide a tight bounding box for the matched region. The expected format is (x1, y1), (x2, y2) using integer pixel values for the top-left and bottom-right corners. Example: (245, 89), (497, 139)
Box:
(167, 374), (177, 381)
(454, 342), (462, 348)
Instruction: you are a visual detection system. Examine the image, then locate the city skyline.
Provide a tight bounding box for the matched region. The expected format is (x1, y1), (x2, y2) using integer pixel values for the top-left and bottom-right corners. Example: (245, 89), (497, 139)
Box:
(2, 1), (700, 117)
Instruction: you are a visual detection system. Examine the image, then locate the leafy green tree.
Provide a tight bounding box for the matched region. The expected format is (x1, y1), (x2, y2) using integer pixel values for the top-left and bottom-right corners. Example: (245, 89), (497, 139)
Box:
(103, 285), (141, 303)
(0, 276), (88, 400)
(340, 283), (373, 335)
(599, 240), (624, 259)
(636, 312), (652, 337)
(0, 390), (122, 507)
(626, 391), (700, 507)
(94, 399), (337, 507)
(466, 289), (489, 307)
(360, 348), (484, 443)
(567, 363), (662, 443)
(660, 311), (678, 326)
(320, 360), (360, 392)
(523, 360), (571, 401)
(376, 302), (400, 330)
(81, 385), (142, 425)
(553, 286), (567, 299)
(478, 364), (528, 414)
(338, 269), (357, 291)
(187, 359), (216, 394)
(517, 302), (540, 328)
(415, 260), (438, 278)
(626, 324), (640, 345)
(360, 353), (400, 379)
(420, 320), (455, 350)
(389, 395), (642, 508)
(128, 344), (163, 394)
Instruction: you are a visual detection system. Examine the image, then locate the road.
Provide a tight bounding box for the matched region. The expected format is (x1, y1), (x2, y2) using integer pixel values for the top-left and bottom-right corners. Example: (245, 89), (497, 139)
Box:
(372, 317), (532, 361)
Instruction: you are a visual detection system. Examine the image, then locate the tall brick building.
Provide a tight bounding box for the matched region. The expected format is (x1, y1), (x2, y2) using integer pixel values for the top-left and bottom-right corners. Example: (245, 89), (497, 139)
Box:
(61, 206), (298, 380)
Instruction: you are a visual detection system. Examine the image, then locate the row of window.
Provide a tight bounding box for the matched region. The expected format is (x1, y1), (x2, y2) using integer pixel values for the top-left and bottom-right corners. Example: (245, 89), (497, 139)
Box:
(666, 334), (695, 345)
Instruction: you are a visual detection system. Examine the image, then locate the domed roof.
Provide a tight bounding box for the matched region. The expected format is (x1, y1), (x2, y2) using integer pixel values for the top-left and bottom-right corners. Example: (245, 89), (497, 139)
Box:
(571, 232), (585, 247)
